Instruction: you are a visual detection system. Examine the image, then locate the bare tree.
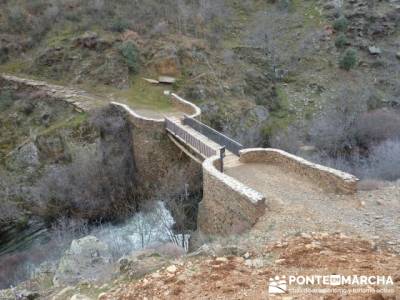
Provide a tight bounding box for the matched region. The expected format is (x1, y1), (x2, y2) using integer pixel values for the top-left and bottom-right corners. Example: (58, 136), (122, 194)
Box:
(309, 87), (369, 155)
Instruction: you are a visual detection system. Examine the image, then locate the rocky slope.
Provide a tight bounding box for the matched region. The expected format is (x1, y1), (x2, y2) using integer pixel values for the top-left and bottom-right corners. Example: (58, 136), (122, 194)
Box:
(1, 0), (398, 148)
(0, 76), (99, 226)
(0, 0), (399, 298)
(3, 233), (397, 300)
(102, 233), (400, 300)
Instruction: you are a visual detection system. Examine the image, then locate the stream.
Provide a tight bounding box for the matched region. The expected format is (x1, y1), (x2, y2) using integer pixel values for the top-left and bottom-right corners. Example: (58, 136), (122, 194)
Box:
(0, 201), (188, 289)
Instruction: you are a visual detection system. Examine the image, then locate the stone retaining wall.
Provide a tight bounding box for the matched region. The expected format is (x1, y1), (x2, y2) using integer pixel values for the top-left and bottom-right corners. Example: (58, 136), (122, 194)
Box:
(197, 155), (266, 236)
(111, 102), (202, 199)
(240, 148), (359, 194)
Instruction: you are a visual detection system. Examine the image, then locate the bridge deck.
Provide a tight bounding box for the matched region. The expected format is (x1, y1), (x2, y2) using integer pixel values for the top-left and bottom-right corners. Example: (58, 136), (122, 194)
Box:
(166, 117), (236, 160)
(224, 157), (400, 249)
(168, 117), (222, 149)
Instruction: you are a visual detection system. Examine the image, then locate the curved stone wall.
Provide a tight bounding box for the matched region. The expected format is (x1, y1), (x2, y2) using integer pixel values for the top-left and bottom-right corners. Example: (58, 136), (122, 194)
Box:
(240, 148), (359, 194)
(170, 93), (201, 118)
(197, 155), (266, 236)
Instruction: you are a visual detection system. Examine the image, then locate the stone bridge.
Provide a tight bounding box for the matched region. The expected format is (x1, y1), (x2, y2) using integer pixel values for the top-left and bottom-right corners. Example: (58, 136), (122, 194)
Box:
(1, 74), (361, 241)
(111, 92), (359, 239)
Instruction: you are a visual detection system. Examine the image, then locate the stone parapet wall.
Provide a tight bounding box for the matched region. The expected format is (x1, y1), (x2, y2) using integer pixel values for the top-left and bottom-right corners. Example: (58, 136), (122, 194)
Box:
(197, 156), (266, 236)
(240, 148), (359, 194)
(111, 102), (165, 124)
(170, 93), (201, 118)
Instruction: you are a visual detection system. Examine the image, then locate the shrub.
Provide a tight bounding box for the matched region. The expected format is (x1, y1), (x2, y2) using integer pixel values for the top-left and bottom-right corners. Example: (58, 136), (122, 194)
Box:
(278, 0), (295, 12)
(33, 107), (137, 222)
(335, 33), (347, 48)
(89, 0), (105, 12)
(0, 47), (9, 64)
(353, 109), (400, 147)
(0, 90), (14, 111)
(333, 16), (349, 32)
(110, 18), (130, 32)
(308, 86), (372, 155)
(119, 41), (140, 74)
(26, 0), (48, 15)
(339, 48), (357, 70)
(367, 139), (400, 181)
(7, 6), (28, 33)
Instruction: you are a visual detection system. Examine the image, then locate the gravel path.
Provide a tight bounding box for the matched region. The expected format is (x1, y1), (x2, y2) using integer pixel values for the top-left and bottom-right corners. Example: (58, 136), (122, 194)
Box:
(225, 162), (400, 253)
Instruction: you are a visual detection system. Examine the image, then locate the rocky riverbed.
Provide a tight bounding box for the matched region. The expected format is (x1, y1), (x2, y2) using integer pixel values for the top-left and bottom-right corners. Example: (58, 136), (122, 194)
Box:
(0, 201), (188, 298)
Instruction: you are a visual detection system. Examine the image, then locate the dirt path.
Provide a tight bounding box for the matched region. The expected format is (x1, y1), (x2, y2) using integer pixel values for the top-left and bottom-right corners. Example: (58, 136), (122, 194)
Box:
(225, 161), (400, 253)
(1, 74), (188, 120)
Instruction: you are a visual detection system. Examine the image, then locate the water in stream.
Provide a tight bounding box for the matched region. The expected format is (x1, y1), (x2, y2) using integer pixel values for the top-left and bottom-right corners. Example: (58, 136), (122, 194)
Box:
(0, 201), (187, 289)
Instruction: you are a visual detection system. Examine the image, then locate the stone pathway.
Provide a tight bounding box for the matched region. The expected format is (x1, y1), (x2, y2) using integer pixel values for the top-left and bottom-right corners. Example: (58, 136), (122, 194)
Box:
(1, 74), (186, 120)
(225, 159), (400, 253)
(1, 74), (106, 111)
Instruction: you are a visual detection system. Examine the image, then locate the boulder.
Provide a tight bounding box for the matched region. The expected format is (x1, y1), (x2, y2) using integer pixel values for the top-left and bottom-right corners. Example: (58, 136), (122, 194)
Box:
(36, 134), (69, 163)
(153, 242), (185, 258)
(118, 249), (168, 279)
(368, 46), (381, 55)
(74, 32), (99, 50)
(166, 265), (177, 273)
(53, 236), (112, 287)
(188, 242), (247, 258)
(158, 76), (176, 84)
(8, 142), (40, 171)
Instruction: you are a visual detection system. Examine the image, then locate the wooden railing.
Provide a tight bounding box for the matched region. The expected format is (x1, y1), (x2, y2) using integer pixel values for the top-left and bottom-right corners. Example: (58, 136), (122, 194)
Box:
(165, 118), (217, 158)
(183, 115), (243, 155)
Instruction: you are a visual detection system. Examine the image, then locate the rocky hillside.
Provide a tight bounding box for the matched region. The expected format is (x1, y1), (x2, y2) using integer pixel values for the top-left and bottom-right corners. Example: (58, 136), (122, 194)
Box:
(0, 77), (139, 289)
(103, 233), (400, 300)
(1, 233), (399, 299)
(0, 0), (400, 298)
(1, 0), (399, 179)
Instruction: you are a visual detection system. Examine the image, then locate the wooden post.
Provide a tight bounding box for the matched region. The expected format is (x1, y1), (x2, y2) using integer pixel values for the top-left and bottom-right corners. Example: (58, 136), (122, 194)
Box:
(220, 147), (226, 173)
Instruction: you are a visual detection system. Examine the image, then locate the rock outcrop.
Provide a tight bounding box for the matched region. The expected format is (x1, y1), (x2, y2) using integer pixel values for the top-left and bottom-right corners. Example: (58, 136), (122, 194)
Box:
(53, 236), (112, 287)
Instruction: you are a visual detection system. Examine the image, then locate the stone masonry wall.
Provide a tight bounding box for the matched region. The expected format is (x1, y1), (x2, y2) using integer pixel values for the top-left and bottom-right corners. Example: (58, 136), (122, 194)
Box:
(197, 156), (265, 236)
(111, 102), (202, 199)
(240, 148), (359, 194)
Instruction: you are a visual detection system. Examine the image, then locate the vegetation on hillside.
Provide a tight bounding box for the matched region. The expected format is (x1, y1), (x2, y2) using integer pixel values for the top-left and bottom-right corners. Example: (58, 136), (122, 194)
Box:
(0, 0), (400, 293)
(0, 0), (399, 181)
